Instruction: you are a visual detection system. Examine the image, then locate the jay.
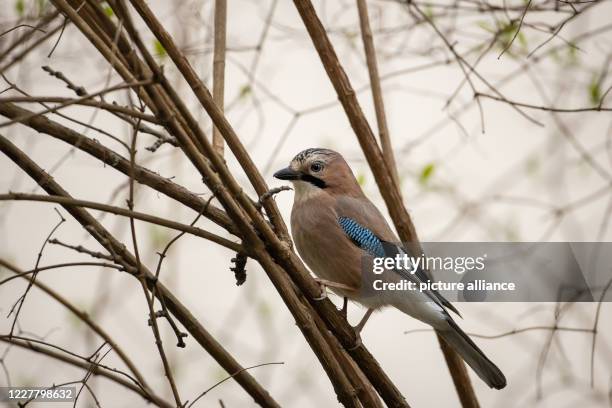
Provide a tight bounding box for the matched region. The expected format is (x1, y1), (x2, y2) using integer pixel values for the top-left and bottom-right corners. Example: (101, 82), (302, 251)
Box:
(274, 148), (506, 390)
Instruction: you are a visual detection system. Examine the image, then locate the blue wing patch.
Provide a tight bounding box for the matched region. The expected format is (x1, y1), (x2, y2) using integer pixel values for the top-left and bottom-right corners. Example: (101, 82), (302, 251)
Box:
(338, 216), (385, 257)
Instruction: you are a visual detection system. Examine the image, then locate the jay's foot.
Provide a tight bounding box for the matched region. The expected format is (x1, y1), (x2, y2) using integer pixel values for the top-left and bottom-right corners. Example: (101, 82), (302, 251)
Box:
(312, 278), (355, 301)
(313, 278), (328, 300)
(341, 297), (348, 319)
(348, 330), (363, 351)
(348, 308), (373, 350)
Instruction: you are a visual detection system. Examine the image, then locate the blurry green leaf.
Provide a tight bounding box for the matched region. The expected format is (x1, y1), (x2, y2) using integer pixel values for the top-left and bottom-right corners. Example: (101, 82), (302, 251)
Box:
(15, 0), (25, 16)
(566, 44), (579, 65)
(258, 300), (271, 318)
(517, 32), (527, 48)
(149, 225), (171, 249)
(476, 21), (493, 33)
(550, 48), (561, 63)
(500, 20), (517, 37)
(525, 155), (539, 175)
(418, 163), (435, 185)
(424, 5), (434, 20)
(153, 39), (166, 58)
(474, 43), (486, 52)
(36, 0), (46, 15)
(588, 77), (601, 105)
(342, 29), (358, 42)
(239, 84), (251, 100)
(104, 4), (114, 17)
(356, 173), (366, 186)
(504, 219), (520, 241)
(497, 21), (519, 56)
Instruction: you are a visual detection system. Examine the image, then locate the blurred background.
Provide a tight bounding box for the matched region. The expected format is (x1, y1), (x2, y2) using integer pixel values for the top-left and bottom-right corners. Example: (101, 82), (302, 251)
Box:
(1, 0), (611, 406)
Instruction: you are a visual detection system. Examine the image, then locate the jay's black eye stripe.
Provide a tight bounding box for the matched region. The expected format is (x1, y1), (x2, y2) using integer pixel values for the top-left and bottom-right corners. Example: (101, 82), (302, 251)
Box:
(300, 174), (326, 188)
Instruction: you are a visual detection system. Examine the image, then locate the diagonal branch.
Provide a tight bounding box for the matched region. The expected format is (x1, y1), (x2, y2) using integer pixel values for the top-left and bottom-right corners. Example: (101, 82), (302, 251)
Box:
(0, 133), (281, 407)
(0, 101), (236, 234)
(356, 0), (399, 189)
(0, 193), (242, 252)
(0, 335), (171, 407)
(127, 0), (290, 243)
(0, 79), (153, 128)
(0, 258), (171, 407)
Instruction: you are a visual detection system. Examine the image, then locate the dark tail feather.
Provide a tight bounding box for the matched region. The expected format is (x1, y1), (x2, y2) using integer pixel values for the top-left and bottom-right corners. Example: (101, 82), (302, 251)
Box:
(438, 318), (507, 389)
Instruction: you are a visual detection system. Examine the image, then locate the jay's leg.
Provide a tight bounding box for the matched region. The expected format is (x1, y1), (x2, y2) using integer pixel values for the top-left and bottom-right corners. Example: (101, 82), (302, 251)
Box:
(347, 308), (374, 351)
(341, 297), (348, 319)
(354, 308), (374, 333)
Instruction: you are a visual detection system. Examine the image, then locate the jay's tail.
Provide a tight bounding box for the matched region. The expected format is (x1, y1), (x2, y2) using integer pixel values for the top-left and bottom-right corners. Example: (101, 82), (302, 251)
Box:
(438, 318), (507, 389)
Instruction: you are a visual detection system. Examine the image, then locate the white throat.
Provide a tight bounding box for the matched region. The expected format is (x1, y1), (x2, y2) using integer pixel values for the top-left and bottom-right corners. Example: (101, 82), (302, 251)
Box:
(292, 180), (324, 203)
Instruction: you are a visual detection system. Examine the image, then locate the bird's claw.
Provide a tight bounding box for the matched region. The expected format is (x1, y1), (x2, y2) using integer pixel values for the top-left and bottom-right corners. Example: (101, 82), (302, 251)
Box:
(348, 330), (362, 351)
(313, 278), (328, 301)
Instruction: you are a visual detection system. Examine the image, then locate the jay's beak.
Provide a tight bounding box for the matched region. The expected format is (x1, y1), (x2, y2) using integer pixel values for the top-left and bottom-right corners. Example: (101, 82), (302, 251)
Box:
(273, 167), (301, 181)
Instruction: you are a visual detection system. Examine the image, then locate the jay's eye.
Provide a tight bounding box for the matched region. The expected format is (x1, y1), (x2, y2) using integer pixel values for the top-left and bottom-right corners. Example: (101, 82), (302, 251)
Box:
(310, 162), (323, 172)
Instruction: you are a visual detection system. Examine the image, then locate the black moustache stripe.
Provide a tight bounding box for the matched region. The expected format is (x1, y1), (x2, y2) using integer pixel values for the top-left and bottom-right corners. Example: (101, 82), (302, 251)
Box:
(300, 174), (327, 188)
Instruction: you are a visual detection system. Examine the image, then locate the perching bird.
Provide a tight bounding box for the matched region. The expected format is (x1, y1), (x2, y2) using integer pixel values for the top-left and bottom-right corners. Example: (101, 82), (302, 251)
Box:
(274, 148), (506, 390)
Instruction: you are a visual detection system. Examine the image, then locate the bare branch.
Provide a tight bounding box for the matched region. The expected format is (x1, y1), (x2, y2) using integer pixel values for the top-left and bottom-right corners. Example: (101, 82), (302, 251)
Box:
(212, 0), (227, 156)
(0, 192), (242, 252)
(356, 0), (400, 188)
(0, 132), (281, 407)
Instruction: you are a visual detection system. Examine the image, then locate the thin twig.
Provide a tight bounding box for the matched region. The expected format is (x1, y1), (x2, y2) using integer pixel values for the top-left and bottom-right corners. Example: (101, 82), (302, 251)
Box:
(7, 208), (65, 337)
(0, 24), (46, 38)
(0, 79), (153, 128)
(497, 0), (532, 59)
(356, 0), (400, 188)
(0, 131), (277, 407)
(47, 16), (68, 58)
(0, 192), (242, 252)
(187, 362), (284, 408)
(127, 104), (183, 407)
(212, 0), (227, 156)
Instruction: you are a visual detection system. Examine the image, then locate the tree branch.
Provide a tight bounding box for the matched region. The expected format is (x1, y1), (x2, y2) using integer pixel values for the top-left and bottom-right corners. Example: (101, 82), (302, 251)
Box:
(356, 0), (400, 189)
(0, 258), (170, 407)
(0, 101), (236, 234)
(0, 192), (242, 252)
(212, 0), (227, 156)
(0, 133), (281, 407)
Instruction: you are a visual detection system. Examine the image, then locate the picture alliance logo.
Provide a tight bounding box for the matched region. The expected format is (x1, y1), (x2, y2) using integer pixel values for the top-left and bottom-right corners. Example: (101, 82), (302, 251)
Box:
(372, 253), (487, 275)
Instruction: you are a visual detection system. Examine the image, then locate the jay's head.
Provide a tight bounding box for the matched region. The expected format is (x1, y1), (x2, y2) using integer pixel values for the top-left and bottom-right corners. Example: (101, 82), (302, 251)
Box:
(274, 148), (362, 199)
